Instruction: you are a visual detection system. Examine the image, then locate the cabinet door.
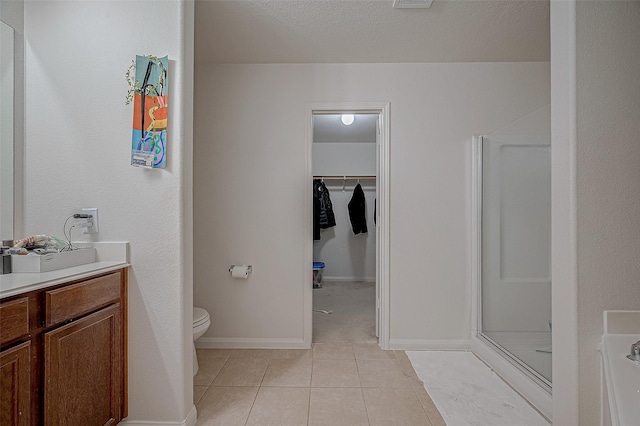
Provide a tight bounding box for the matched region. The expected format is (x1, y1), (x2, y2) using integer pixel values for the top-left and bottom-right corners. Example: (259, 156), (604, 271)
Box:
(44, 304), (122, 426)
(0, 341), (31, 426)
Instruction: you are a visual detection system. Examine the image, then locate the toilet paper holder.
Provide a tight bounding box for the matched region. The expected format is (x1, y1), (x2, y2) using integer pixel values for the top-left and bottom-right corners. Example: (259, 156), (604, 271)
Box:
(229, 265), (252, 273)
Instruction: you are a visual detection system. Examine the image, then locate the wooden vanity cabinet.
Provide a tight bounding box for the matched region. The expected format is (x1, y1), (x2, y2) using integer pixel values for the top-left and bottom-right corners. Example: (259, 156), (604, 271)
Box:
(0, 269), (127, 426)
(0, 297), (32, 426)
(0, 341), (31, 426)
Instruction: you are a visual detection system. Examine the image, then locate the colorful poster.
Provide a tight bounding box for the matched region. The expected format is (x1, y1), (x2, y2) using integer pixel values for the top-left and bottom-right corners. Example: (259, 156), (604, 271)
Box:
(130, 55), (168, 168)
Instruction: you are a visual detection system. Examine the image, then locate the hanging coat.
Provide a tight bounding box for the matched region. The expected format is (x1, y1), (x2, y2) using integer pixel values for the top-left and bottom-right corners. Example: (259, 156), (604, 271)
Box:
(313, 183), (321, 241)
(313, 180), (336, 240)
(348, 183), (368, 235)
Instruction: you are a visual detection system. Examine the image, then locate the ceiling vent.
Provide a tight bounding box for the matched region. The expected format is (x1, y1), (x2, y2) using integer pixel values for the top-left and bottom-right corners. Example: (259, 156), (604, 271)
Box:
(393, 0), (433, 8)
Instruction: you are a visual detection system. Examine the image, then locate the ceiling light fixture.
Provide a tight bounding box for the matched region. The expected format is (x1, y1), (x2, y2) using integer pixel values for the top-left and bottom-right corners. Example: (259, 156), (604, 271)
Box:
(341, 114), (355, 126)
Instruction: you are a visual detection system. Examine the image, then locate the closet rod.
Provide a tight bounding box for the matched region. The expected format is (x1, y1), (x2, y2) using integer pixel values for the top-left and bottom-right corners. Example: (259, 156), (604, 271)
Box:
(313, 175), (376, 180)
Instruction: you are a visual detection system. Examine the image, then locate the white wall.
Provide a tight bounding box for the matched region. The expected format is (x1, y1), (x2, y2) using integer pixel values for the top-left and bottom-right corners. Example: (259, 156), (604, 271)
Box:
(492, 104), (550, 136)
(550, 2), (579, 424)
(481, 106), (552, 334)
(551, 1), (640, 425)
(574, 1), (640, 424)
(23, 1), (194, 424)
(194, 62), (550, 347)
(312, 143), (376, 176)
(481, 135), (551, 333)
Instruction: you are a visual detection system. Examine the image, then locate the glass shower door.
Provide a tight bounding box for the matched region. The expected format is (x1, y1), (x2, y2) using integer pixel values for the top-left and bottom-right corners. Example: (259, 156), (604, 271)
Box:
(479, 135), (552, 385)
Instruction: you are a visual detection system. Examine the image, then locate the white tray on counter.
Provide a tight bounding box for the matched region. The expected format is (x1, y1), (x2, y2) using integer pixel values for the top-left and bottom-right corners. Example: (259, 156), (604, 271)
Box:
(11, 248), (97, 273)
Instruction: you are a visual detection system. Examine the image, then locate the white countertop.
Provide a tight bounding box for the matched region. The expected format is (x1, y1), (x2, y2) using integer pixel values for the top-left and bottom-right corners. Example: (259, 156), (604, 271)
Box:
(601, 311), (640, 426)
(0, 241), (129, 298)
(0, 261), (129, 298)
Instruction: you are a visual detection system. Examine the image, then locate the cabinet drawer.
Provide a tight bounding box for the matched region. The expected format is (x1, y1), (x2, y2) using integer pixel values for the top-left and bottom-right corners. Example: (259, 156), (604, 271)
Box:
(0, 298), (29, 345)
(45, 272), (121, 326)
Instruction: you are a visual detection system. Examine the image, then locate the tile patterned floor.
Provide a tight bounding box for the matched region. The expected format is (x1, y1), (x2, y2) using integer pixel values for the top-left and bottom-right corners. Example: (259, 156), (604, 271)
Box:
(194, 343), (446, 425)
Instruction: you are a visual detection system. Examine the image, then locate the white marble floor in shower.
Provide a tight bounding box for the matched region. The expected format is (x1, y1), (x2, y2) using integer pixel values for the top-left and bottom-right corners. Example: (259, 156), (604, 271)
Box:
(482, 331), (552, 382)
(407, 351), (550, 426)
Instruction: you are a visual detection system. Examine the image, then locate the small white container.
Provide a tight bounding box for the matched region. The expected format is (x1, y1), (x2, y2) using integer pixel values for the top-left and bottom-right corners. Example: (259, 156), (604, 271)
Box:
(11, 248), (96, 273)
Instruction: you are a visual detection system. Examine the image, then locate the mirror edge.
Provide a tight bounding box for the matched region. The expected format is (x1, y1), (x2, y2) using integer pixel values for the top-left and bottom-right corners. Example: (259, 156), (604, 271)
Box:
(0, 20), (15, 241)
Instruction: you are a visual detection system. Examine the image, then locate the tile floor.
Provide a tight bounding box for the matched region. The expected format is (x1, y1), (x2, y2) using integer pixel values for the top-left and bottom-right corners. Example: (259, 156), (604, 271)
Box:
(193, 343), (446, 425)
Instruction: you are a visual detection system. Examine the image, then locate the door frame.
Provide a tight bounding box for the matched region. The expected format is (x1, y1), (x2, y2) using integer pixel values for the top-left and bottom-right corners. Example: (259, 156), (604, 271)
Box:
(304, 102), (390, 349)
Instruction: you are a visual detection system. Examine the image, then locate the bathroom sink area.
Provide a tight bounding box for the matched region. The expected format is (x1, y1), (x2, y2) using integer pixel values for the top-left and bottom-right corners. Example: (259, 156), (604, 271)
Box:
(600, 311), (640, 426)
(11, 247), (96, 273)
(0, 242), (129, 297)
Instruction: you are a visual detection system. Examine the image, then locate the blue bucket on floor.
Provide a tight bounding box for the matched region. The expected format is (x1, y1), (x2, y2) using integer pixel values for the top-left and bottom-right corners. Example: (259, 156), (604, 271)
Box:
(313, 262), (325, 288)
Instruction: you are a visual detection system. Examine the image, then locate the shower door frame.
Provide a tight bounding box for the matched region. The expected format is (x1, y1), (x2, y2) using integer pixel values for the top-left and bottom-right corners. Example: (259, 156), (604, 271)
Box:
(471, 135), (553, 419)
(304, 102), (391, 350)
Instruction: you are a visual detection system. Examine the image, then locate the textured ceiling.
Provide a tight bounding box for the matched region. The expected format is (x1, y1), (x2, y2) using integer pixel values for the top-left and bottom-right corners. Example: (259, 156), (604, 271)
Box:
(195, 0), (550, 64)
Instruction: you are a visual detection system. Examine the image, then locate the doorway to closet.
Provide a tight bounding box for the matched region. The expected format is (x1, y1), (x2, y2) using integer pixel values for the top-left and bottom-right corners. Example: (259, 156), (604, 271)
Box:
(304, 103), (390, 349)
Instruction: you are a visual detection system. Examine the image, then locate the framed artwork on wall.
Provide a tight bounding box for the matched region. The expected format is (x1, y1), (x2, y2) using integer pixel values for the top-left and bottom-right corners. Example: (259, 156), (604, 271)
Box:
(127, 55), (168, 168)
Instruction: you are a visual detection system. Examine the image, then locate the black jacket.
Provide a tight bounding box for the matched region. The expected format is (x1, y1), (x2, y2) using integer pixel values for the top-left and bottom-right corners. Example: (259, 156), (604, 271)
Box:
(313, 180), (336, 240)
(348, 183), (368, 235)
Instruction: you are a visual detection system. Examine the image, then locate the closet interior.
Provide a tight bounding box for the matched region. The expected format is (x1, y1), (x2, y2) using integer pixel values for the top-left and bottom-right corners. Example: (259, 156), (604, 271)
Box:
(312, 113), (378, 343)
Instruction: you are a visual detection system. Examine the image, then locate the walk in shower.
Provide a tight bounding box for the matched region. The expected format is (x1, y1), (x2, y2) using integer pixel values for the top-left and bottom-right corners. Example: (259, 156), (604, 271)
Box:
(473, 134), (552, 391)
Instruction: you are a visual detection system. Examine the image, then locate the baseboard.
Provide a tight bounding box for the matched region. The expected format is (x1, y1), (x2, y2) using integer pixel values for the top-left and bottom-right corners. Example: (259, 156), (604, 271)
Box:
(119, 405), (197, 426)
(322, 276), (375, 282)
(471, 337), (552, 420)
(388, 339), (472, 351)
(185, 405), (197, 426)
(185, 406), (197, 426)
(196, 337), (308, 349)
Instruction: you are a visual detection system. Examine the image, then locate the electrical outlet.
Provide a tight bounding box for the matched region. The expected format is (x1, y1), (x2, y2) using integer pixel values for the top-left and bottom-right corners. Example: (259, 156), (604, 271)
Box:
(82, 208), (99, 234)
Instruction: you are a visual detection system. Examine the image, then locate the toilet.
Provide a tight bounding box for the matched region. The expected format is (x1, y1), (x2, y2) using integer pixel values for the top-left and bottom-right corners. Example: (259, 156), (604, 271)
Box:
(192, 307), (211, 376)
